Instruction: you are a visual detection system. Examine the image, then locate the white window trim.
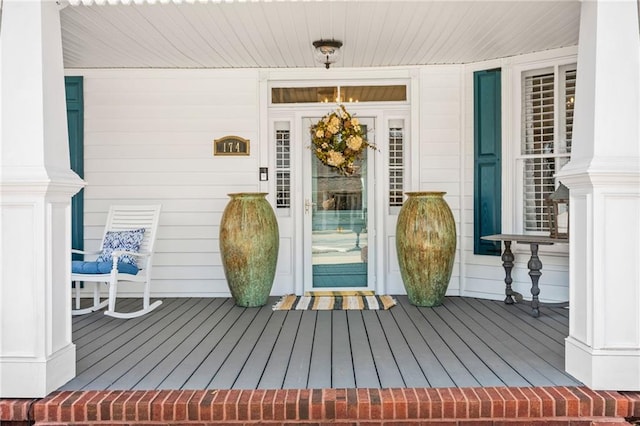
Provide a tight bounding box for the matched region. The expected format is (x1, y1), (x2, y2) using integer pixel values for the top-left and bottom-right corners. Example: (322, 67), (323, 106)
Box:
(509, 56), (577, 256)
(387, 116), (409, 215)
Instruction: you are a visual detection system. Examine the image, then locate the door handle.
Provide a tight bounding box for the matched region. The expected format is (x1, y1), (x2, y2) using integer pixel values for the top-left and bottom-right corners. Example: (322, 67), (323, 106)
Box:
(305, 199), (316, 214)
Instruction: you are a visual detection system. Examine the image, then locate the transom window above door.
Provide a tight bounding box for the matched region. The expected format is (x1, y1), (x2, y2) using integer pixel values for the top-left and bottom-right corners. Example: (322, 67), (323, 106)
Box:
(271, 85), (407, 104)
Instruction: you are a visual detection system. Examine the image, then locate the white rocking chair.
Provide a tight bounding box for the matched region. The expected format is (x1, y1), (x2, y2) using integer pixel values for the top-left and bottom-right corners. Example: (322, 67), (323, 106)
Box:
(71, 205), (162, 319)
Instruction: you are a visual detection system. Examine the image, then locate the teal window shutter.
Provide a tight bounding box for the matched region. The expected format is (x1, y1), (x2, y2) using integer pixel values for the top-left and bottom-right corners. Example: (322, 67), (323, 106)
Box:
(474, 69), (502, 256)
(65, 76), (84, 258)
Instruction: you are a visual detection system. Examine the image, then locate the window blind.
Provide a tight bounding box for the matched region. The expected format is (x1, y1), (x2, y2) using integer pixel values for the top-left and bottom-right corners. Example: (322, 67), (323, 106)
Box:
(388, 123), (404, 208)
(275, 127), (291, 209)
(521, 67), (575, 232)
(563, 69), (576, 154)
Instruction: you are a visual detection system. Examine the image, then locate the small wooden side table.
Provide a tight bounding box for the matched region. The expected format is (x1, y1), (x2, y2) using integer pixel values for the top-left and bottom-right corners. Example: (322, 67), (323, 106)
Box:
(481, 234), (569, 317)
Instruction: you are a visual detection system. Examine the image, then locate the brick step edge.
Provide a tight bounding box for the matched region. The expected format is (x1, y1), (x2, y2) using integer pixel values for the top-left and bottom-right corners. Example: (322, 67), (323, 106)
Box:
(2, 386), (640, 424)
(8, 420), (635, 426)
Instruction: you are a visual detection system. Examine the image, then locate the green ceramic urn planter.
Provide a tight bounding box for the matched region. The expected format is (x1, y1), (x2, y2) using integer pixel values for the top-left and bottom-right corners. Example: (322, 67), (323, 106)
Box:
(219, 193), (279, 307)
(396, 192), (456, 307)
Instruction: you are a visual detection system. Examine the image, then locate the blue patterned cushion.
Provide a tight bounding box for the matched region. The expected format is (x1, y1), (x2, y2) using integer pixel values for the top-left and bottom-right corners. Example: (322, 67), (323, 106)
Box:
(72, 260), (139, 275)
(95, 228), (145, 267)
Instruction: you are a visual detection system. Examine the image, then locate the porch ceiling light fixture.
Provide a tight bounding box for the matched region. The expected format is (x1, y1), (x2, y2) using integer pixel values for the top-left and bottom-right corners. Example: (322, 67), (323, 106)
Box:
(313, 39), (343, 69)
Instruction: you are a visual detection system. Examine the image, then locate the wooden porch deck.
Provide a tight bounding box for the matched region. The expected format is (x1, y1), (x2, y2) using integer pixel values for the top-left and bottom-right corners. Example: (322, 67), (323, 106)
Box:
(60, 296), (581, 392)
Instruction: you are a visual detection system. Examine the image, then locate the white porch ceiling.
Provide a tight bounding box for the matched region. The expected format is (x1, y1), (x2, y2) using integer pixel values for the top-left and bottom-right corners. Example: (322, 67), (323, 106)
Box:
(60, 0), (581, 69)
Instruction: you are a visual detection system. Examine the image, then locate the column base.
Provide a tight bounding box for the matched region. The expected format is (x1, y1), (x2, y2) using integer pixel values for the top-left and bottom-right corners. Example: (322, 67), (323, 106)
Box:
(0, 343), (75, 398)
(566, 336), (640, 390)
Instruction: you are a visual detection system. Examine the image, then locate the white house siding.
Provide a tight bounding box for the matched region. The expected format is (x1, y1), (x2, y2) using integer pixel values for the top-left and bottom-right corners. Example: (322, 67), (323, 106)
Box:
(412, 66), (464, 297)
(72, 69), (261, 297)
(69, 51), (573, 301)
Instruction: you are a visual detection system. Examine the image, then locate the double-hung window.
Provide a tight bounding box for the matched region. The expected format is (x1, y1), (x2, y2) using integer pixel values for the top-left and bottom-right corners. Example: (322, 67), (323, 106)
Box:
(519, 65), (576, 233)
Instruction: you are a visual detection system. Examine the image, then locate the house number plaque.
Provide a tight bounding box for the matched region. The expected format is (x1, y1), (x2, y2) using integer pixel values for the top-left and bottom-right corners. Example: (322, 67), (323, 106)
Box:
(214, 135), (250, 156)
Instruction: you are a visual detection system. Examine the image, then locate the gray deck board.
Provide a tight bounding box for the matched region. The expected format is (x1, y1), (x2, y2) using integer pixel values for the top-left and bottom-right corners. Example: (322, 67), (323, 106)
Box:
(62, 296), (582, 391)
(433, 301), (534, 387)
(109, 298), (225, 390)
(444, 298), (556, 386)
(134, 298), (235, 390)
(413, 303), (506, 387)
(387, 299), (455, 388)
(468, 303), (578, 386)
(233, 308), (287, 389)
(361, 311), (405, 388)
(332, 311), (356, 388)
(399, 299), (483, 387)
(89, 299), (212, 390)
(74, 298), (174, 362)
(183, 305), (261, 389)
(307, 311), (333, 388)
(209, 303), (275, 389)
(513, 300), (569, 335)
(72, 298), (138, 340)
(158, 302), (246, 389)
(471, 298), (566, 358)
(257, 310), (302, 389)
(70, 298), (192, 388)
(459, 298), (567, 366)
(376, 310), (430, 388)
(282, 311), (316, 389)
(348, 311), (382, 388)
(78, 299), (195, 388)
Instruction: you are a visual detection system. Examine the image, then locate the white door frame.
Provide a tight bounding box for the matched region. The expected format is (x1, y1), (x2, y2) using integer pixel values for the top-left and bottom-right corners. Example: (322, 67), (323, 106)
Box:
(269, 104), (409, 297)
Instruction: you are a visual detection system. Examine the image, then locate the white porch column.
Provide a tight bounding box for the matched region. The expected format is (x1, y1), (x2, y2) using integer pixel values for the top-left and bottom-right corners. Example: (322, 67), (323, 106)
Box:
(0, 1), (84, 397)
(559, 0), (640, 390)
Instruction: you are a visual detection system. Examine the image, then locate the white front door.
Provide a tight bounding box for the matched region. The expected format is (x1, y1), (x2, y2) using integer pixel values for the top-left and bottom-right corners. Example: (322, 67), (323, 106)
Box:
(302, 115), (376, 292)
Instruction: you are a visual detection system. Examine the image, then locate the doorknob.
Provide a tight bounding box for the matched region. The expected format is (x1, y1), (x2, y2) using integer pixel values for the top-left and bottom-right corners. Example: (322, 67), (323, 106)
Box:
(305, 199), (316, 214)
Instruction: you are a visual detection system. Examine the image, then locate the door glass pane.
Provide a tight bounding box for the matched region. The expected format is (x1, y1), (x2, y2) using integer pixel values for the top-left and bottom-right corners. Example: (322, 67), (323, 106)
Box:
(312, 134), (368, 288)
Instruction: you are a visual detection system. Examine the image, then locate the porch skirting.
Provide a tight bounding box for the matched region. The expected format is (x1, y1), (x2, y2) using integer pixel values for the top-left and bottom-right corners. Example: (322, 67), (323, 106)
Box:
(3, 387), (640, 425)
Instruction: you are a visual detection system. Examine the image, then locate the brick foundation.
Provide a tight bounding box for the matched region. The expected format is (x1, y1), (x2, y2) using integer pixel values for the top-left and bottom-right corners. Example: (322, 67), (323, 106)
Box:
(2, 387), (640, 425)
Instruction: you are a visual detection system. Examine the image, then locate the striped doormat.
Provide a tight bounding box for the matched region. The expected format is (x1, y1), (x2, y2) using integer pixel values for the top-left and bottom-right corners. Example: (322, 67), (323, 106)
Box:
(272, 292), (397, 311)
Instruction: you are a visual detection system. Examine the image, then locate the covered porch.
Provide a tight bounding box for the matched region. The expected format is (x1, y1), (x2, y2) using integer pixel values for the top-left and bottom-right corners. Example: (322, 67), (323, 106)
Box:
(1, 1), (639, 418)
(6, 296), (640, 424)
